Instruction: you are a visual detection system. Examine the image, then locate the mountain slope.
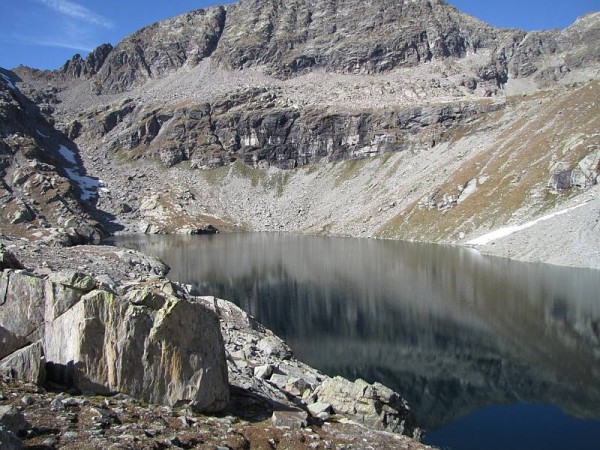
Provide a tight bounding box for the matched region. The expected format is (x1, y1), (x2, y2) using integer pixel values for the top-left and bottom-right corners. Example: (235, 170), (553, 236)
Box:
(0, 70), (104, 243)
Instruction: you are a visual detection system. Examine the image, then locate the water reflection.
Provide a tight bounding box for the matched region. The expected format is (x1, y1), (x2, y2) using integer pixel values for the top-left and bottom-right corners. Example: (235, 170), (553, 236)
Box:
(108, 233), (600, 430)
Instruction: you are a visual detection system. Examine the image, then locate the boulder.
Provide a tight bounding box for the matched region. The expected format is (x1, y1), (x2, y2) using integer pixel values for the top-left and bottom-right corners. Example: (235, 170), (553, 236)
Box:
(0, 326), (28, 360)
(0, 406), (30, 435)
(313, 376), (420, 438)
(0, 271), (46, 340)
(0, 270), (229, 412)
(0, 341), (46, 385)
(271, 410), (308, 429)
(254, 364), (274, 380)
(0, 426), (22, 450)
(0, 244), (23, 271)
(307, 402), (333, 418)
(44, 287), (229, 412)
(44, 271), (94, 321)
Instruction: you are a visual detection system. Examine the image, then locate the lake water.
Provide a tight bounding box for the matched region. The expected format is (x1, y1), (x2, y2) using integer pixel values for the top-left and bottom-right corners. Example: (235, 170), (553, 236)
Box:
(107, 233), (600, 449)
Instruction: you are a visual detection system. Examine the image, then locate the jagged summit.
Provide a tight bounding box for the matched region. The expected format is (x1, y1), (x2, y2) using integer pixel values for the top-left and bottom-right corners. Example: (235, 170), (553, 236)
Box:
(212, 0), (499, 75)
(14, 0), (595, 96)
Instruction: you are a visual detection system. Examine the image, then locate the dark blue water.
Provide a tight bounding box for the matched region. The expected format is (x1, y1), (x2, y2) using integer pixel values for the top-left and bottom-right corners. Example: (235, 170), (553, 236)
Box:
(107, 233), (600, 449)
(427, 403), (600, 450)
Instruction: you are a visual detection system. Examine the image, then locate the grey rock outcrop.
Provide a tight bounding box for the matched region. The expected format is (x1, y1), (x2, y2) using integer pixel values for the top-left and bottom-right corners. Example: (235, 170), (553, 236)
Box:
(35, 0), (598, 96)
(94, 91), (500, 170)
(0, 327), (28, 360)
(0, 341), (46, 385)
(314, 376), (419, 437)
(45, 286), (228, 411)
(0, 269), (229, 412)
(61, 44), (114, 79)
(200, 296), (420, 437)
(0, 271), (46, 340)
(0, 69), (104, 242)
(93, 7), (226, 93)
(213, 0), (499, 76)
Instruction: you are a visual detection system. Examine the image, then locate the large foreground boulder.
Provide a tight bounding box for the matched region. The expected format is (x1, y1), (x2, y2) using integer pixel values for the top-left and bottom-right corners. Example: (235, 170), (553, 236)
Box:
(45, 286), (229, 411)
(0, 269), (229, 412)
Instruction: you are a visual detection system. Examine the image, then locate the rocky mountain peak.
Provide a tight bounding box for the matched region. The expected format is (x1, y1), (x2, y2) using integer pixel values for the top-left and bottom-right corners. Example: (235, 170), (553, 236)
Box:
(92, 7), (226, 93)
(61, 43), (114, 79)
(212, 0), (497, 76)
(41, 0), (596, 96)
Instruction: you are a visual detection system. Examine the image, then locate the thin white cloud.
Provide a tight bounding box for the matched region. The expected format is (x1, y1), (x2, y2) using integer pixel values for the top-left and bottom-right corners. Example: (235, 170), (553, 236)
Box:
(10, 33), (94, 53)
(33, 40), (94, 52)
(36, 0), (113, 28)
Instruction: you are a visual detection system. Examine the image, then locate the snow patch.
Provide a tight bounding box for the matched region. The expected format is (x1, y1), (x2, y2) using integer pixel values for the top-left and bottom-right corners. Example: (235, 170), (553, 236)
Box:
(36, 130), (49, 138)
(1, 73), (16, 90)
(57, 144), (103, 201)
(65, 169), (103, 201)
(58, 145), (77, 164)
(467, 202), (590, 246)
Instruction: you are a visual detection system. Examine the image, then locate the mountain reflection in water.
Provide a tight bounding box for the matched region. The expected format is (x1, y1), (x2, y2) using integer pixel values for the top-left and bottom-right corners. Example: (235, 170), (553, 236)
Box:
(107, 233), (600, 432)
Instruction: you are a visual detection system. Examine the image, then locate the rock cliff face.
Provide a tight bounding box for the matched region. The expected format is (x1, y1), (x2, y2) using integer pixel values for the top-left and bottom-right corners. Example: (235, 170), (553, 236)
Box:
(87, 90), (499, 169)
(212, 0), (499, 76)
(92, 8), (227, 94)
(44, 1), (598, 95)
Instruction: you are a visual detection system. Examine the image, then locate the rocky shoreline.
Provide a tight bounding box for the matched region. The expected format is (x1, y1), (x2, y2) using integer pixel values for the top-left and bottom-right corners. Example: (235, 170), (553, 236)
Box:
(0, 240), (432, 449)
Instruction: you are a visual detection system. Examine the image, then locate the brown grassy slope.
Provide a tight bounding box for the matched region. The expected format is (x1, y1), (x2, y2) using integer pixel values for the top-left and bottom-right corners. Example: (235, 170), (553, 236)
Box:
(377, 81), (600, 241)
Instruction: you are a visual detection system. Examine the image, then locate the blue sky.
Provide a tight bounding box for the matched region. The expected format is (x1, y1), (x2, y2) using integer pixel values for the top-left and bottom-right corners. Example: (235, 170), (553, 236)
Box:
(0, 0), (598, 70)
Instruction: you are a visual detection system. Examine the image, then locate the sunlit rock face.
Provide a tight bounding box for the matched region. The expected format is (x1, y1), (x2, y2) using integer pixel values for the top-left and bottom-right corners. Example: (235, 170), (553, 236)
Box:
(0, 270), (230, 412)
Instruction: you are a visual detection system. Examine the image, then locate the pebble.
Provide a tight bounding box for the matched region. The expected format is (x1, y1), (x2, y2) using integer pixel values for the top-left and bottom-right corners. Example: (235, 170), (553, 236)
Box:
(21, 395), (35, 405)
(62, 431), (79, 439)
(50, 398), (66, 411)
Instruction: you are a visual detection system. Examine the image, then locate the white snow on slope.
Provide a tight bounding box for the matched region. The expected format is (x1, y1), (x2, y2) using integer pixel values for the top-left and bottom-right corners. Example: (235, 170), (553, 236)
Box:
(58, 145), (77, 164)
(1, 73), (16, 90)
(36, 130), (49, 138)
(65, 169), (103, 201)
(57, 144), (104, 201)
(467, 202), (591, 246)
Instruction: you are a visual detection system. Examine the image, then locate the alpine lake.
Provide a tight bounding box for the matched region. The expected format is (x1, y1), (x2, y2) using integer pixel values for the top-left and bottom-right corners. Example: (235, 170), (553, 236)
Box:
(106, 233), (600, 450)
